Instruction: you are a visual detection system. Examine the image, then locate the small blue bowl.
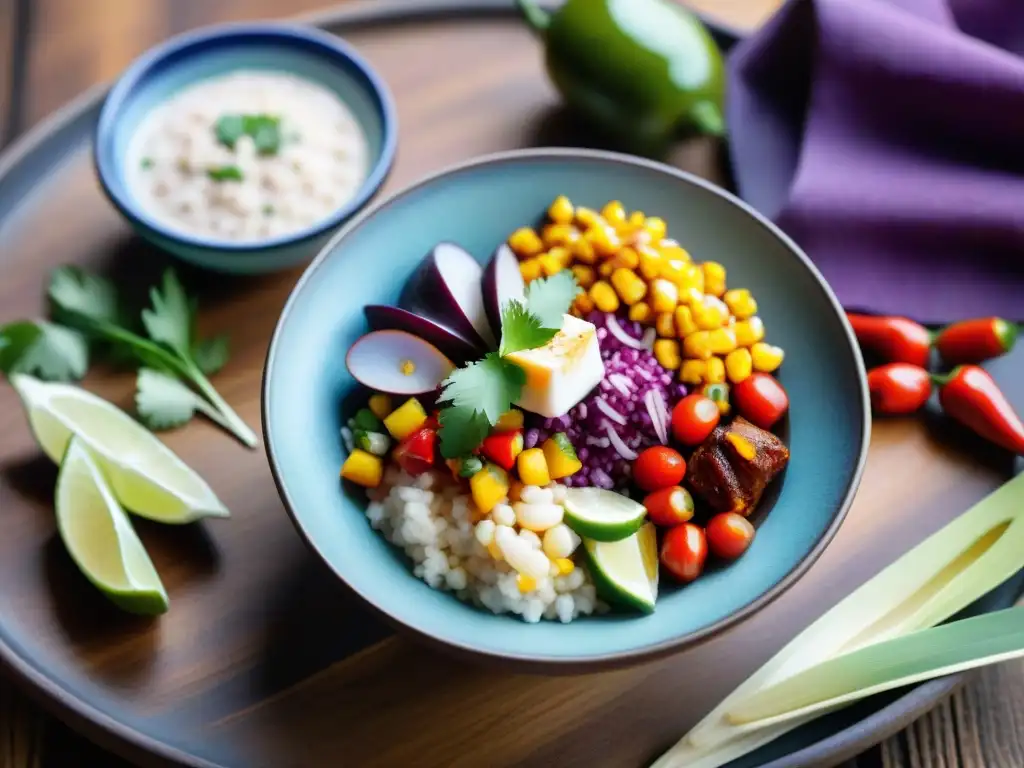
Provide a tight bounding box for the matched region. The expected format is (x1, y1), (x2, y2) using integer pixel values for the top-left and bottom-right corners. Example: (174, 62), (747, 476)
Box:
(94, 23), (397, 274)
(263, 148), (870, 671)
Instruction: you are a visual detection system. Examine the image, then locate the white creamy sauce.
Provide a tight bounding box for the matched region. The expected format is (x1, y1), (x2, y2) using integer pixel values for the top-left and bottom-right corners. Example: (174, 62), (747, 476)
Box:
(127, 70), (369, 242)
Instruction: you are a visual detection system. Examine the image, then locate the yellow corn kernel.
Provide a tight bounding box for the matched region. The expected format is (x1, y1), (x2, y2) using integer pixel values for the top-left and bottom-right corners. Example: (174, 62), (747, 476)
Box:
(653, 339), (681, 370)
(677, 286), (702, 308)
(571, 264), (596, 289)
(517, 574), (538, 593)
(550, 246), (573, 268)
(705, 356), (726, 384)
(735, 316), (766, 347)
(554, 558), (575, 575)
(680, 359), (707, 385)
(341, 449), (384, 488)
(570, 236), (596, 264)
(548, 195), (574, 224)
(725, 348), (753, 383)
(674, 305), (699, 337)
(703, 262), (727, 297)
(368, 393), (392, 420)
(610, 268), (647, 305)
(542, 223), (576, 249)
(708, 326), (738, 355)
(628, 302), (653, 325)
(627, 210), (646, 233)
(644, 217), (667, 241)
(517, 448), (551, 486)
(589, 280), (620, 313)
(655, 312), (676, 338)
(495, 409), (525, 431)
(649, 279), (679, 313)
(573, 292), (595, 316)
(598, 261), (615, 278)
(724, 288), (758, 320)
(601, 200), (627, 230)
(683, 331), (713, 360)
(584, 225), (621, 258)
(658, 239), (691, 262)
(509, 227), (544, 258)
(574, 206), (601, 230)
(538, 253), (563, 277)
(520, 258), (542, 283)
(751, 342), (785, 372)
(659, 258), (688, 284)
(608, 246), (640, 271)
(695, 295), (730, 330)
(488, 541), (503, 561)
(637, 245), (662, 280)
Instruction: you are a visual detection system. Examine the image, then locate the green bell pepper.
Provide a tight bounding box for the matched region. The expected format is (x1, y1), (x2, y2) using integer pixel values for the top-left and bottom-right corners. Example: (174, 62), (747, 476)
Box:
(516, 0), (726, 152)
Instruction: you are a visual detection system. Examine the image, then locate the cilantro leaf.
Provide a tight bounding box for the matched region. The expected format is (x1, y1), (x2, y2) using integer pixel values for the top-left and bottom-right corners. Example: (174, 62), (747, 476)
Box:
(207, 165), (244, 182)
(499, 299), (557, 356)
(437, 407), (491, 460)
(438, 352), (525, 423)
(135, 368), (233, 433)
(215, 114), (281, 155)
(214, 114), (246, 149)
(48, 266), (119, 328)
(0, 320), (88, 381)
(525, 271), (580, 329)
(192, 334), (230, 376)
(142, 269), (193, 354)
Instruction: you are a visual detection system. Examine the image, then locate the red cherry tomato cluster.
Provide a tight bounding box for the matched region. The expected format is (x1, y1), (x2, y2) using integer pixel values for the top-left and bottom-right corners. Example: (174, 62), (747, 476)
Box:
(630, 367), (789, 586)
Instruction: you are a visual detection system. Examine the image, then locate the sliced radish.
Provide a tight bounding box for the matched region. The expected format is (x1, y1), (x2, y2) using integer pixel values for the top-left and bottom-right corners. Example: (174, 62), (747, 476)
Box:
(399, 242), (497, 350)
(364, 305), (480, 363)
(482, 243), (526, 339)
(345, 330), (455, 396)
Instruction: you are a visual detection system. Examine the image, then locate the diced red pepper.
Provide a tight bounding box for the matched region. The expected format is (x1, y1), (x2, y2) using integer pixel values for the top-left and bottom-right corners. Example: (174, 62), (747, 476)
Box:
(480, 429), (524, 471)
(393, 427), (437, 475)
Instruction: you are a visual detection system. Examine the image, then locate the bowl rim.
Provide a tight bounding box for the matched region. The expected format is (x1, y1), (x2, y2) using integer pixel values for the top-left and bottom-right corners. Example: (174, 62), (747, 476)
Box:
(262, 146), (871, 671)
(93, 21), (398, 253)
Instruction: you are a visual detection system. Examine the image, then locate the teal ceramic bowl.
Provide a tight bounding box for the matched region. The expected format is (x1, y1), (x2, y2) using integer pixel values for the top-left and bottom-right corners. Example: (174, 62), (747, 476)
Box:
(263, 148), (869, 671)
(94, 23), (397, 274)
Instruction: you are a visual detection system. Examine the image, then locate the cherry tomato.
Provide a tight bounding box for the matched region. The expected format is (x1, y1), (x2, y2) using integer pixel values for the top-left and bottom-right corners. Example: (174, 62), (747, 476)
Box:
(632, 446), (686, 491)
(660, 523), (708, 583)
(733, 373), (789, 430)
(706, 512), (755, 560)
(643, 486), (695, 527)
(671, 394), (721, 446)
(867, 363), (931, 415)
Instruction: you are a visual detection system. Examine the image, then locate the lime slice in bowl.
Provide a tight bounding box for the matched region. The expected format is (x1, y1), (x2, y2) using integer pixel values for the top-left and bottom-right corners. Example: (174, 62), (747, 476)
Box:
(585, 522), (659, 614)
(563, 486), (647, 541)
(10, 374), (228, 523)
(56, 437), (169, 615)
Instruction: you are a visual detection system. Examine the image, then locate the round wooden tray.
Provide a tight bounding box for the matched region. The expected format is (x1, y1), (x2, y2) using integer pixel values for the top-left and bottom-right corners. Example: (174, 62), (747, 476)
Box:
(0, 2), (1021, 767)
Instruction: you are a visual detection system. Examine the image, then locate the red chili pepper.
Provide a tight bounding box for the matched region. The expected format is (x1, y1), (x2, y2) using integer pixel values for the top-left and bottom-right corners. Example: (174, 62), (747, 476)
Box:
(393, 427), (437, 475)
(867, 363), (932, 415)
(846, 313), (931, 367)
(480, 429), (524, 471)
(933, 366), (1024, 455)
(934, 317), (1018, 365)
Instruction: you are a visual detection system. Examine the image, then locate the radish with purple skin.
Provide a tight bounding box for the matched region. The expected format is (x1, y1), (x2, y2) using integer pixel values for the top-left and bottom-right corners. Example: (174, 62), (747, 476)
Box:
(345, 330), (455, 395)
(363, 305), (480, 363)
(482, 243), (526, 339)
(398, 243), (497, 350)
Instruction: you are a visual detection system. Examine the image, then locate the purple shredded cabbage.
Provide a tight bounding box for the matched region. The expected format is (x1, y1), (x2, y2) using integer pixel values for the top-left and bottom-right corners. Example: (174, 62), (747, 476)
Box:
(525, 311), (687, 490)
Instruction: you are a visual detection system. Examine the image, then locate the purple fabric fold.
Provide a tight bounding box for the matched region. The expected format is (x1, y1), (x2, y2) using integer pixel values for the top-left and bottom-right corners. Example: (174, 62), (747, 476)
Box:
(727, 0), (1024, 322)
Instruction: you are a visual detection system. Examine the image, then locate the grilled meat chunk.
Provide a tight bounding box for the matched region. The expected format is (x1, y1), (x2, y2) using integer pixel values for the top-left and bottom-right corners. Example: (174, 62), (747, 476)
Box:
(686, 417), (789, 516)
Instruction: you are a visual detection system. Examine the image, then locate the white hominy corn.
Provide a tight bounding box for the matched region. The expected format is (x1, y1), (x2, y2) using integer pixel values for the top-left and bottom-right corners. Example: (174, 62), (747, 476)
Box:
(542, 524), (578, 559)
(495, 525), (552, 580)
(492, 503), (516, 527)
(514, 502), (564, 532)
(519, 529), (543, 549)
(474, 519), (496, 547)
(521, 485), (555, 505)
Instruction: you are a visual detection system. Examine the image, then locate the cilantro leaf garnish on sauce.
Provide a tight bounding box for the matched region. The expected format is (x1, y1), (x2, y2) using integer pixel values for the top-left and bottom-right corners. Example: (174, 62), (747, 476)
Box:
(437, 271), (580, 459)
(214, 114), (282, 155)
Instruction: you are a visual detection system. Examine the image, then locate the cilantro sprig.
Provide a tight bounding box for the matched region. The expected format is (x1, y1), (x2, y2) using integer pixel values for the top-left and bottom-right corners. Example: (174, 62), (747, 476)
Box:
(0, 266), (255, 449)
(214, 114), (282, 155)
(437, 271), (579, 459)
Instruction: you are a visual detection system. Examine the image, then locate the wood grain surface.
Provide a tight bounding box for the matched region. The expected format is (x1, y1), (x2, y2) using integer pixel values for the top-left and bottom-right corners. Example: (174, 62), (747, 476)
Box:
(0, 1), (1022, 767)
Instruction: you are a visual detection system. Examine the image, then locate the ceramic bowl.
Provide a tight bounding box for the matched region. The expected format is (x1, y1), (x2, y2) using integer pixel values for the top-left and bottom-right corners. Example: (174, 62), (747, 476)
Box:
(263, 148), (870, 671)
(94, 23), (397, 274)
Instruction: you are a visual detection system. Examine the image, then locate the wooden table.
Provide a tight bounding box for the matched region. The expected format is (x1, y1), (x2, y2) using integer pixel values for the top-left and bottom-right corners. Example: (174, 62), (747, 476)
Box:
(0, 0), (1021, 766)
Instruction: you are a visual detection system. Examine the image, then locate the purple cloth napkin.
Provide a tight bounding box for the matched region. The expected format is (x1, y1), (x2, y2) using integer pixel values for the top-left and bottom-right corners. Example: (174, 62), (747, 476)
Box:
(727, 0), (1024, 322)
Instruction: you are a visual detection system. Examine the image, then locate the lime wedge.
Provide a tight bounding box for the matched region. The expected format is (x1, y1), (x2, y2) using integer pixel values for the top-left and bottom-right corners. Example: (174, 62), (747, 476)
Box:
(56, 437), (169, 615)
(10, 374), (228, 523)
(563, 487), (647, 542)
(585, 522), (659, 614)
